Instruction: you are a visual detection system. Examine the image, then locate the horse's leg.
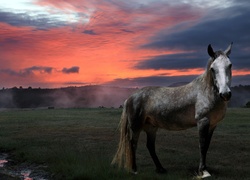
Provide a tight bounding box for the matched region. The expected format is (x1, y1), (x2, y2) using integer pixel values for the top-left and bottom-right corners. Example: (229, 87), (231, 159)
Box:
(197, 117), (216, 177)
(145, 126), (167, 173)
(130, 131), (140, 174)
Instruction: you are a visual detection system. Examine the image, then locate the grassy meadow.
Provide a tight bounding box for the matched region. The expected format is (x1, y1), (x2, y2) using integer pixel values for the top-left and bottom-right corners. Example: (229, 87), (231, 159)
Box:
(0, 108), (249, 179)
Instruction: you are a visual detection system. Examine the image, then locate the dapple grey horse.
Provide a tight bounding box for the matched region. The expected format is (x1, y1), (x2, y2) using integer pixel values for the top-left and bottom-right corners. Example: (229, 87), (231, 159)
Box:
(112, 43), (233, 178)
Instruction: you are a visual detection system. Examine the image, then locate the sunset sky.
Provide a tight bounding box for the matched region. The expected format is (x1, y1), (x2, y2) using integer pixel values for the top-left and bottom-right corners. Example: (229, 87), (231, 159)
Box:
(0, 0), (250, 88)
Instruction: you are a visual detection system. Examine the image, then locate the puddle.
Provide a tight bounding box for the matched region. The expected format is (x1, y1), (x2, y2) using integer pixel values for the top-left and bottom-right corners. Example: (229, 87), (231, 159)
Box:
(0, 153), (50, 180)
(0, 153), (8, 167)
(21, 170), (32, 180)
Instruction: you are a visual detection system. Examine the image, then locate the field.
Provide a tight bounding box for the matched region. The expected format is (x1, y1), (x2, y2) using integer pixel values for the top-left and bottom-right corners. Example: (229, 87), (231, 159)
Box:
(0, 108), (249, 179)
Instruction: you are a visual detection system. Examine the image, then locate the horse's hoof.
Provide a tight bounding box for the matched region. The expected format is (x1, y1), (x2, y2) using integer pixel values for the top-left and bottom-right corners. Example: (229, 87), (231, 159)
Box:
(195, 170), (211, 179)
(130, 171), (138, 175)
(156, 167), (167, 174)
(201, 170), (211, 178)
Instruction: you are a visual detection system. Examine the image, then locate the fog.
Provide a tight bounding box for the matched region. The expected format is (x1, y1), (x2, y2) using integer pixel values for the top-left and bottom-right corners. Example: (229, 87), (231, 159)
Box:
(0, 85), (249, 109)
(229, 85), (250, 107)
(0, 86), (136, 109)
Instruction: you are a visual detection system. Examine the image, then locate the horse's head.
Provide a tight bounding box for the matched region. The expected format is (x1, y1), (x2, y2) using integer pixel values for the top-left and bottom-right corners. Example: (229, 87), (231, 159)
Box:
(208, 43), (233, 101)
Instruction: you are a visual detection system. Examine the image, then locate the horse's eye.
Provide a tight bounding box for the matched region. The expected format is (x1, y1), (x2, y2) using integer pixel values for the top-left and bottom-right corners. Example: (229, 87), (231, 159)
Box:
(210, 67), (215, 73)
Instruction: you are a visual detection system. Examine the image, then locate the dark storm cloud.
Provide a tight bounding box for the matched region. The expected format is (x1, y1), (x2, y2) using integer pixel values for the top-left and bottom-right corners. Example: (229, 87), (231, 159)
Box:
(25, 66), (53, 74)
(83, 29), (98, 35)
(106, 74), (249, 88)
(105, 75), (197, 87)
(0, 66), (53, 77)
(140, 4), (250, 71)
(143, 5), (250, 50)
(62, 66), (80, 74)
(121, 29), (134, 33)
(135, 52), (207, 70)
(1, 66), (80, 77)
(0, 10), (66, 29)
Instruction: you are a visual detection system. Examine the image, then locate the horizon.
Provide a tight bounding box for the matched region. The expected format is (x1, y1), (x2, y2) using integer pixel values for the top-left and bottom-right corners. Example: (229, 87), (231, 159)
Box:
(1, 83), (250, 90)
(1, 0), (250, 88)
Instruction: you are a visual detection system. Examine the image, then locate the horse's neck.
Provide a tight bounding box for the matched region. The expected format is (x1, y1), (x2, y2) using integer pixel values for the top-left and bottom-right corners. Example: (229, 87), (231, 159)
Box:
(193, 69), (216, 95)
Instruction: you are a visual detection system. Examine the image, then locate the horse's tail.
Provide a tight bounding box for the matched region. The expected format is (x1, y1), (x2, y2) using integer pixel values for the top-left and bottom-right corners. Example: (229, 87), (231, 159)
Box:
(111, 100), (133, 172)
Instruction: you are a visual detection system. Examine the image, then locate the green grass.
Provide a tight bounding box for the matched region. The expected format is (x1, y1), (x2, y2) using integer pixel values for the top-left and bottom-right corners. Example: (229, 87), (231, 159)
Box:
(0, 108), (249, 179)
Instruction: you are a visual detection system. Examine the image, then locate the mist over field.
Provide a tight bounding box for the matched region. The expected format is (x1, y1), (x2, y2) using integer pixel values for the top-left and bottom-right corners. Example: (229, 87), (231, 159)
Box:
(0, 86), (136, 108)
(0, 85), (249, 109)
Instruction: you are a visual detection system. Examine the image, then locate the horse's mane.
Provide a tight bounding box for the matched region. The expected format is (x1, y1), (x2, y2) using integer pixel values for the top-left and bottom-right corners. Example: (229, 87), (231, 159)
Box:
(192, 58), (214, 91)
(206, 58), (213, 74)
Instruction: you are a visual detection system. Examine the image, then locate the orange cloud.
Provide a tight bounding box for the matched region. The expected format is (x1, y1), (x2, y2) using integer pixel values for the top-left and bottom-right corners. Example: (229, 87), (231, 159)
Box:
(232, 69), (250, 76)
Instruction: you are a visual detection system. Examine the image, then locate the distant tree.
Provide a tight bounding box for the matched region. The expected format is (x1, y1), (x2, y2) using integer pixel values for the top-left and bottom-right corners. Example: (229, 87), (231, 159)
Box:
(246, 101), (250, 108)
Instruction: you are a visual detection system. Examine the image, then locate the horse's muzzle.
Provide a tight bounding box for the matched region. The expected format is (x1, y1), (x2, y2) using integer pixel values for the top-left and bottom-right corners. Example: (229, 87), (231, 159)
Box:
(220, 91), (232, 101)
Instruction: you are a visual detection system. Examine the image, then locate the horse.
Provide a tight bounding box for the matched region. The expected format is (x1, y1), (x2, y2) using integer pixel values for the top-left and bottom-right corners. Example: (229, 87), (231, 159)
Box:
(111, 43), (233, 178)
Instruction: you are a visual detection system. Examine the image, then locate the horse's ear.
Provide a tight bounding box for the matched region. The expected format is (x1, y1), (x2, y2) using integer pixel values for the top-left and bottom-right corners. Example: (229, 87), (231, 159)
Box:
(224, 42), (233, 56)
(207, 44), (215, 59)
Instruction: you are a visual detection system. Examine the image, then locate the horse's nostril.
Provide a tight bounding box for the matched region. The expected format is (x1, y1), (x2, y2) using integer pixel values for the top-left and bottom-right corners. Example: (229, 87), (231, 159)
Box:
(220, 92), (231, 101)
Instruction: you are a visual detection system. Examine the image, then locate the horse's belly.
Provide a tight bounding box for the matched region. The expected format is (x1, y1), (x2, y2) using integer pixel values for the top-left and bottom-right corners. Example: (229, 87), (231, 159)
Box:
(150, 106), (197, 130)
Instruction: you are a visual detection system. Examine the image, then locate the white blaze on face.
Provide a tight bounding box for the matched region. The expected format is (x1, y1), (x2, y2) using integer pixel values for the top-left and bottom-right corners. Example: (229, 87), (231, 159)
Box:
(211, 54), (232, 100)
